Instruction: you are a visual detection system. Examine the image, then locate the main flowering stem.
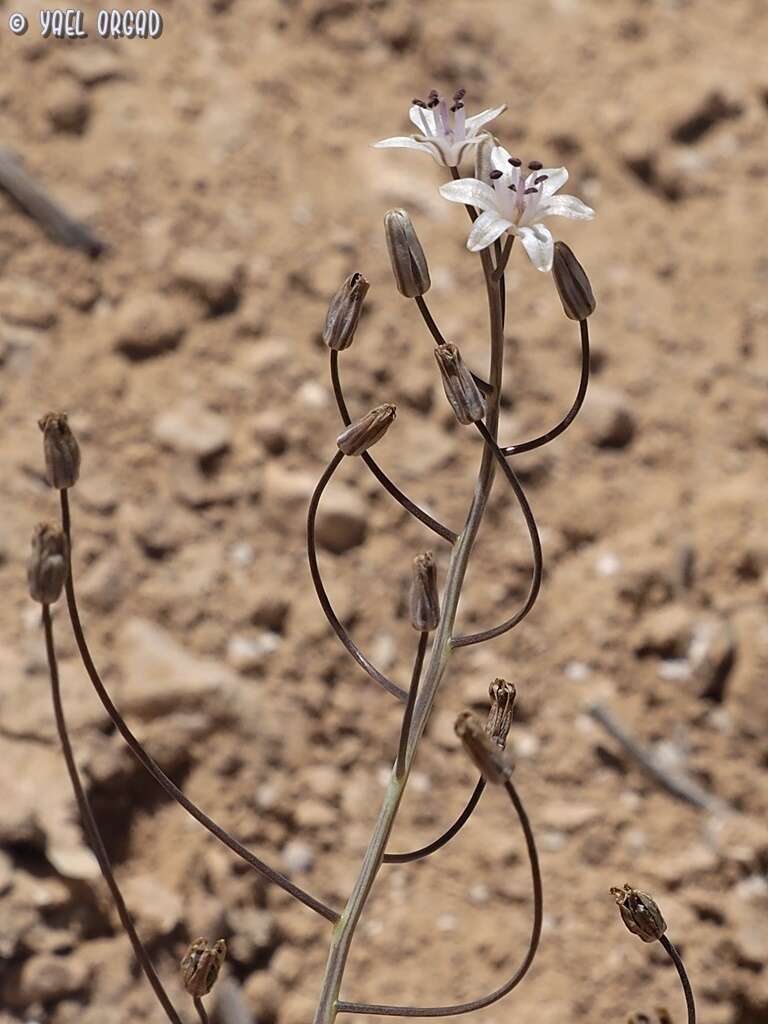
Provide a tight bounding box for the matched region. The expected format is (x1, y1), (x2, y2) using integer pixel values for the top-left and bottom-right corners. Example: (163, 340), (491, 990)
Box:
(312, 251), (504, 1024)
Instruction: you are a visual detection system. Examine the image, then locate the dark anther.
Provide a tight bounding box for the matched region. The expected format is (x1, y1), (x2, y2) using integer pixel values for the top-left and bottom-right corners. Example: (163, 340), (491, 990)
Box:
(508, 157), (522, 167)
(450, 102), (465, 112)
(413, 98), (427, 108)
(534, 174), (549, 184)
(524, 187), (538, 194)
(453, 88), (466, 101)
(528, 160), (543, 171)
(490, 170), (503, 180)
(508, 183), (517, 191)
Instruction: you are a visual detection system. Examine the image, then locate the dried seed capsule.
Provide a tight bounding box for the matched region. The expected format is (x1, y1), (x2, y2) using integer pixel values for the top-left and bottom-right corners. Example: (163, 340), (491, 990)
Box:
(434, 343), (485, 425)
(322, 272), (370, 351)
(610, 884), (667, 943)
(337, 403), (396, 456)
(455, 710), (514, 785)
(38, 412), (81, 489)
(384, 209), (431, 298)
(410, 552), (440, 631)
(552, 241), (596, 321)
(27, 523), (68, 604)
(181, 937), (227, 998)
(486, 678), (516, 749)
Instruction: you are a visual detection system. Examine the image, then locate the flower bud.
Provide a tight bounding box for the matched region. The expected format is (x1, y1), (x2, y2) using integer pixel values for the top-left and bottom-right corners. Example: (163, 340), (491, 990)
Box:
(474, 134), (496, 185)
(337, 404), (396, 456)
(38, 412), (81, 489)
(181, 937), (227, 998)
(384, 209), (431, 298)
(434, 343), (485, 425)
(455, 710), (514, 785)
(486, 679), (516, 749)
(552, 241), (596, 321)
(27, 523), (68, 604)
(322, 272), (369, 351)
(410, 552), (440, 632)
(610, 884), (667, 943)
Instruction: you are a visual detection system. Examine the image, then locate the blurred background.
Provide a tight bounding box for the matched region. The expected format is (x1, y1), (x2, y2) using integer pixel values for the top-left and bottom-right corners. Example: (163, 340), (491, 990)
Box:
(1, 0), (766, 1021)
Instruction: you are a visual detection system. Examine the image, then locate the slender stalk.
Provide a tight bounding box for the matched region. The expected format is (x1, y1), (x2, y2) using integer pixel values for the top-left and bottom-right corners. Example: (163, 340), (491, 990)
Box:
(502, 319), (590, 455)
(659, 935), (696, 1024)
(330, 351), (456, 544)
(41, 605), (184, 1024)
(384, 777), (485, 864)
(306, 451), (409, 702)
(395, 632), (428, 779)
(452, 422), (543, 648)
(312, 247), (505, 1024)
(59, 490), (340, 925)
(337, 780), (542, 1017)
(194, 997), (210, 1024)
(414, 295), (447, 347)
(492, 236), (514, 281)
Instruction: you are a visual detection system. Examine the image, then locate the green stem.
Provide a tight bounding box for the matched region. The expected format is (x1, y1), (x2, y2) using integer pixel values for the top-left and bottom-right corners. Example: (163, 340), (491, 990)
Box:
(312, 249), (504, 1024)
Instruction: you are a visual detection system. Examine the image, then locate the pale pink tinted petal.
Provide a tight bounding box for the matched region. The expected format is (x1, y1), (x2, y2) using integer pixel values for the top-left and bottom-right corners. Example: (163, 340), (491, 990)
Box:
(464, 104), (507, 135)
(439, 178), (498, 212)
(517, 224), (555, 271)
(373, 136), (433, 153)
(409, 105), (435, 133)
(542, 194), (595, 220)
(539, 167), (569, 195)
(466, 211), (512, 252)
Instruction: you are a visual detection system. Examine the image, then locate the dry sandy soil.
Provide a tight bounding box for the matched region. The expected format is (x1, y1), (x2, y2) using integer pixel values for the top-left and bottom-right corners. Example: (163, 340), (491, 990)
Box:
(1, 0), (767, 1022)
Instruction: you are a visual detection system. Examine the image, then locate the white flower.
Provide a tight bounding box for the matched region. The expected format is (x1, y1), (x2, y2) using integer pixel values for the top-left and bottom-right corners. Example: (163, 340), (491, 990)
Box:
(439, 145), (595, 271)
(373, 89), (506, 168)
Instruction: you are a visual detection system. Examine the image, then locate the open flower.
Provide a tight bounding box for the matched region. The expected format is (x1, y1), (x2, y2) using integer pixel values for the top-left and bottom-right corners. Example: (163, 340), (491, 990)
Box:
(374, 89), (506, 168)
(439, 145), (594, 270)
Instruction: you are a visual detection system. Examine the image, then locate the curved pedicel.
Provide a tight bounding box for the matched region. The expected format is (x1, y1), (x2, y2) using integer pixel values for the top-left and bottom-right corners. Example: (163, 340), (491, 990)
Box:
(452, 423), (543, 648)
(330, 351), (457, 545)
(59, 490), (341, 925)
(338, 779), (541, 1018)
(383, 777), (486, 864)
(306, 451), (409, 703)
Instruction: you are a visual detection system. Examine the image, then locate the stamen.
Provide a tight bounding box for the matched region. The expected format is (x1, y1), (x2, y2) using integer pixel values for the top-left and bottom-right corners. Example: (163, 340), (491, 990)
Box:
(524, 187), (538, 194)
(534, 174), (548, 184)
(453, 88), (466, 102)
(508, 184), (517, 191)
(489, 170), (503, 180)
(427, 89), (439, 108)
(413, 98), (428, 108)
(528, 160), (543, 171)
(450, 102), (465, 112)
(508, 157), (522, 167)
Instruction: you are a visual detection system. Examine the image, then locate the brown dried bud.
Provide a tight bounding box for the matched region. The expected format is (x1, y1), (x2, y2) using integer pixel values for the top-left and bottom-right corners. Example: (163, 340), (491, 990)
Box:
(384, 209), (431, 298)
(322, 272), (369, 351)
(410, 552), (440, 632)
(455, 710), (514, 785)
(485, 679), (516, 749)
(434, 343), (486, 425)
(337, 403), (396, 456)
(553, 241), (596, 321)
(611, 884), (667, 943)
(181, 937), (227, 998)
(27, 523), (68, 604)
(38, 412), (81, 489)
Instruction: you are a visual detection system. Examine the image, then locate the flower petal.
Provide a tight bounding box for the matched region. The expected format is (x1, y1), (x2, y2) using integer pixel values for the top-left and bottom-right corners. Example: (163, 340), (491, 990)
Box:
(538, 167), (569, 195)
(467, 211), (513, 252)
(409, 104), (436, 134)
(517, 224), (555, 272)
(439, 177), (498, 212)
(490, 144), (514, 174)
(542, 194), (595, 220)
(464, 104), (507, 135)
(373, 136), (433, 153)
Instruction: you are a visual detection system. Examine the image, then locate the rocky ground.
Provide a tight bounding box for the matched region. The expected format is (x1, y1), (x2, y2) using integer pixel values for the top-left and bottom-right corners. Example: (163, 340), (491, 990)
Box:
(1, 0), (767, 1022)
